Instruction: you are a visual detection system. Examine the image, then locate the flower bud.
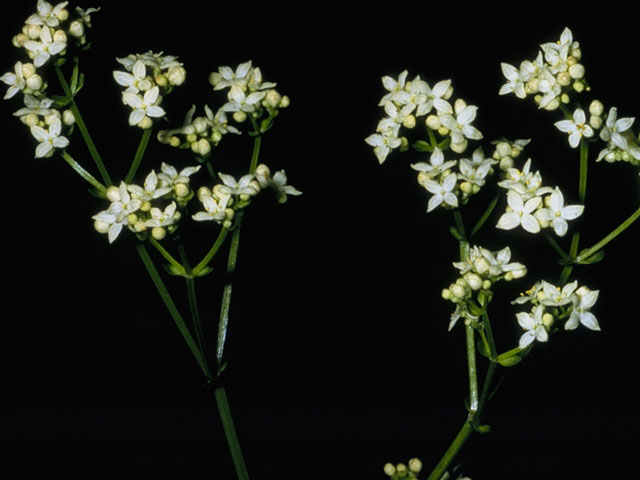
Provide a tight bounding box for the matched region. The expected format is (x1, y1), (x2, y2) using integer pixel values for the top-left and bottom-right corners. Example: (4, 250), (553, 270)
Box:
(573, 81), (585, 93)
(12, 33), (28, 47)
(56, 7), (69, 21)
(482, 279), (492, 290)
(408, 458), (422, 473)
(197, 186), (212, 200)
(442, 288), (451, 300)
(106, 186), (121, 202)
(425, 114), (441, 130)
(192, 116), (208, 134)
(460, 181), (473, 195)
(233, 111), (247, 123)
(499, 157), (514, 171)
(133, 220), (147, 232)
(450, 140), (468, 154)
(22, 62), (37, 78)
(556, 72), (571, 87)
(542, 313), (554, 328)
(263, 89), (282, 108)
(454, 98), (467, 115)
(451, 284), (467, 300)
(62, 109), (75, 126)
(569, 63), (585, 79)
(94, 219), (110, 234)
(495, 141), (512, 158)
(154, 74), (168, 87)
(151, 226), (166, 240)
(383, 463), (396, 476)
(175, 183), (190, 198)
(473, 257), (490, 275)
(589, 100), (604, 117)
(196, 138), (211, 156)
(140, 201), (152, 212)
(26, 24), (41, 40)
(20, 113), (39, 127)
(25, 73), (43, 92)
(402, 114), (416, 129)
(465, 273), (483, 291)
(127, 213), (138, 225)
(167, 66), (186, 86)
(69, 20), (85, 38)
(589, 115), (602, 130)
(138, 116), (153, 130)
(279, 95), (291, 108)
(53, 29), (67, 44)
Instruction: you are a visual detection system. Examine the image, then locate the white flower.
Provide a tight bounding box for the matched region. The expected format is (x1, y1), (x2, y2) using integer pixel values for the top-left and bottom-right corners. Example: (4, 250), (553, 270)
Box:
(422, 79), (453, 115)
(92, 182), (142, 243)
(600, 107), (635, 151)
(113, 59), (152, 93)
(13, 95), (55, 117)
(496, 190), (542, 233)
(540, 280), (578, 307)
(517, 305), (548, 348)
(411, 147), (457, 179)
(365, 130), (401, 164)
(116, 51), (182, 72)
(499, 63), (527, 98)
(378, 70), (409, 106)
(192, 192), (231, 223)
(210, 61), (254, 90)
(217, 172), (258, 197)
(554, 108), (593, 148)
(122, 86), (165, 126)
(145, 201), (179, 228)
(270, 170), (302, 203)
(440, 104), (482, 145)
(536, 187), (584, 236)
(565, 286), (600, 331)
(422, 172), (458, 212)
(30, 117), (69, 158)
(222, 85), (266, 113)
(26, 1), (69, 28)
(23, 26), (66, 68)
(1, 62), (26, 99)
(157, 162), (201, 188)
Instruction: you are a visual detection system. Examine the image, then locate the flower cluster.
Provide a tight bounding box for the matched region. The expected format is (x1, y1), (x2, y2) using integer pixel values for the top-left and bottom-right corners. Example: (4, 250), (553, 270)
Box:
(495, 151), (583, 236)
(193, 164), (301, 228)
(499, 27), (586, 110)
(209, 60), (289, 124)
(1, 1), (99, 157)
(113, 51), (186, 129)
(442, 246), (526, 331)
(92, 163), (199, 243)
(365, 71), (483, 164)
(157, 104), (240, 157)
(383, 458), (422, 480)
(411, 146), (497, 212)
(513, 280), (600, 349)
(592, 104), (640, 166)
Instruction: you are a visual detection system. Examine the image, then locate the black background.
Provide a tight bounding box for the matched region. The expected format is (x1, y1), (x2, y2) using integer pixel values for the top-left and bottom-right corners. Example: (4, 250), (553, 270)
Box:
(2, 2), (639, 479)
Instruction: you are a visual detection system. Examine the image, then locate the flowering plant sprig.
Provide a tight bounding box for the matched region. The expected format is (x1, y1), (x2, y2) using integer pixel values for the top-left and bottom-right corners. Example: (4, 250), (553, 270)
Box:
(3, 3), (301, 479)
(367, 26), (639, 480)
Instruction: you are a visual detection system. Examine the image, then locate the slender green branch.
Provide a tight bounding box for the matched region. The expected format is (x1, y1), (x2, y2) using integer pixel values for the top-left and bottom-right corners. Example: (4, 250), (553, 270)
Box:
(61, 151), (107, 194)
(54, 63), (112, 186)
(577, 205), (640, 263)
(558, 231), (580, 285)
(544, 231), (573, 264)
(216, 214), (243, 373)
(148, 237), (186, 275)
(193, 227), (229, 276)
(470, 194), (500, 238)
(426, 420), (474, 480)
(453, 209), (466, 239)
(136, 243), (211, 379)
(578, 140), (589, 204)
(215, 387), (250, 480)
(465, 323), (479, 414)
(125, 127), (152, 183)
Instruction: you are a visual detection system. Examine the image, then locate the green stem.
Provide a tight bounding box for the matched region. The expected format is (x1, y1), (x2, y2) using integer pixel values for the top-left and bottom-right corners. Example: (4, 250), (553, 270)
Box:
(558, 231), (580, 285)
(214, 387), (250, 480)
(544, 231), (573, 264)
(60, 151), (106, 194)
(216, 213), (243, 373)
(465, 323), (479, 414)
(178, 244), (208, 363)
(453, 210), (466, 240)
(54, 64), (112, 186)
(470, 194), (500, 238)
(136, 243), (211, 379)
(125, 128), (152, 183)
(578, 140), (589, 204)
(149, 237), (186, 275)
(192, 227), (229, 276)
(577, 205), (640, 262)
(426, 420), (474, 480)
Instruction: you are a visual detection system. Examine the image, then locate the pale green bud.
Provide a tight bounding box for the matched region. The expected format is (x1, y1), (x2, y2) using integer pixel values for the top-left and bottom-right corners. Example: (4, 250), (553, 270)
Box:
(56, 7), (69, 21)
(460, 181), (473, 195)
(196, 138), (211, 156)
(53, 29), (67, 44)
(233, 111), (247, 123)
(140, 201), (152, 212)
(20, 113), (39, 127)
(192, 117), (208, 134)
(589, 100), (604, 117)
(106, 185), (121, 202)
(451, 284), (467, 300)
(25, 73), (43, 91)
(450, 140), (468, 154)
(62, 109), (75, 126)
(590, 115), (602, 130)
(94, 219), (110, 234)
(169, 136), (180, 147)
(495, 141), (512, 158)
(437, 126), (450, 136)
(569, 63), (585, 79)
(402, 114), (416, 129)
(482, 279), (492, 290)
(138, 116), (153, 130)
(383, 463), (396, 476)
(557, 72), (571, 87)
(197, 186), (212, 200)
(133, 220), (147, 233)
(26, 24), (41, 40)
(151, 226), (166, 240)
(425, 114), (441, 130)
(154, 74), (168, 87)
(573, 81), (585, 93)
(127, 213), (138, 225)
(279, 95), (290, 108)
(263, 89), (282, 108)
(167, 66), (186, 86)
(473, 257), (490, 275)
(12, 33), (28, 48)
(442, 288), (451, 300)
(175, 183), (190, 198)
(466, 273), (483, 291)
(542, 312), (554, 328)
(499, 157), (514, 171)
(69, 20), (85, 38)
(408, 458), (422, 473)
(22, 63), (37, 78)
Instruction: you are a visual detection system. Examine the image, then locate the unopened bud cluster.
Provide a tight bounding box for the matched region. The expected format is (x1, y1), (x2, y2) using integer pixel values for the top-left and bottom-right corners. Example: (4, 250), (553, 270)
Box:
(113, 52), (186, 129)
(443, 246), (526, 331)
(92, 163), (200, 243)
(512, 280), (600, 349)
(192, 164), (302, 227)
(383, 457), (422, 479)
(499, 27), (586, 111)
(2, 1), (99, 157)
(365, 71), (484, 164)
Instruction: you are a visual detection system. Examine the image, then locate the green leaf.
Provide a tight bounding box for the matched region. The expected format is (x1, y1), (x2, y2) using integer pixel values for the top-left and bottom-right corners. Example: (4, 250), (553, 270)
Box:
(477, 338), (489, 359)
(473, 423), (492, 434)
(413, 140), (432, 152)
(165, 263), (187, 276)
(194, 266), (213, 277)
(449, 226), (466, 242)
(498, 354), (522, 367)
(578, 248), (605, 264)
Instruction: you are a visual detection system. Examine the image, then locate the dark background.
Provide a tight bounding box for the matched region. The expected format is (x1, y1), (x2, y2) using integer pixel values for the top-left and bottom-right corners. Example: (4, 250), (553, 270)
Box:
(2, 2), (639, 479)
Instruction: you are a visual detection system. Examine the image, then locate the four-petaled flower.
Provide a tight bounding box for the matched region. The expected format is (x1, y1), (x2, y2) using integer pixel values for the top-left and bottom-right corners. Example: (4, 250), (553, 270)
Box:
(423, 172), (458, 212)
(565, 286), (600, 331)
(1, 62), (26, 99)
(517, 305), (548, 348)
(122, 86), (166, 126)
(496, 190), (542, 233)
(23, 25), (67, 68)
(30, 117), (69, 158)
(554, 108), (593, 148)
(441, 104), (483, 145)
(536, 187), (584, 236)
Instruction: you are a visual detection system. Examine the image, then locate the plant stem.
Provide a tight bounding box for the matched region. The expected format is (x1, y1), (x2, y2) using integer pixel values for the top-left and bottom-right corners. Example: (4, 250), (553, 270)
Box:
(61, 151), (106, 194)
(54, 64), (112, 186)
(193, 227), (229, 276)
(178, 244), (208, 364)
(149, 237), (186, 275)
(576, 205), (640, 263)
(214, 387), (250, 480)
(426, 420), (474, 480)
(465, 324), (479, 414)
(136, 243), (211, 379)
(125, 127), (152, 183)
(578, 140), (589, 204)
